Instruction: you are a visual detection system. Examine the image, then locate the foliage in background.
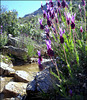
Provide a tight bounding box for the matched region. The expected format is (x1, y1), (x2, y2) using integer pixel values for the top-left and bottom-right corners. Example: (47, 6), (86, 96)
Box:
(0, 32), (8, 48)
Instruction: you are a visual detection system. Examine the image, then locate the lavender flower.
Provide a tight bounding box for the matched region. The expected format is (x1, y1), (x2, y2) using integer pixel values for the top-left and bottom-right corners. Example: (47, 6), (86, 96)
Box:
(69, 89), (73, 97)
(61, 0), (66, 8)
(71, 13), (76, 29)
(80, 26), (83, 32)
(57, 0), (61, 7)
(46, 1), (48, 5)
(43, 10), (47, 18)
(49, 0), (53, 7)
(82, 0), (85, 6)
(45, 26), (50, 38)
(38, 50), (43, 70)
(39, 19), (44, 30)
(47, 4), (50, 14)
(55, 7), (58, 13)
(59, 28), (65, 43)
(52, 27), (56, 34)
(55, 13), (58, 23)
(1, 25), (3, 28)
(46, 40), (54, 56)
(65, 12), (71, 25)
(51, 9), (55, 19)
(47, 15), (52, 27)
(38, 50), (42, 61)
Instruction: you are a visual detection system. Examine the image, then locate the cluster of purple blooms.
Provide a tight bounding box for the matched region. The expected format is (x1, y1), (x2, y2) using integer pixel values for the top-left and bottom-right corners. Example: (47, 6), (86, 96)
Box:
(37, 50), (43, 71)
(38, 0), (84, 67)
(39, 0), (76, 57)
(38, 0), (85, 96)
(39, 0), (84, 49)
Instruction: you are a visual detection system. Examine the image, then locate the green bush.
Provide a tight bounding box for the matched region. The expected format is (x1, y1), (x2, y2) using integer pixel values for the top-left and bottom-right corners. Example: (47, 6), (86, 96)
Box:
(0, 32), (8, 48)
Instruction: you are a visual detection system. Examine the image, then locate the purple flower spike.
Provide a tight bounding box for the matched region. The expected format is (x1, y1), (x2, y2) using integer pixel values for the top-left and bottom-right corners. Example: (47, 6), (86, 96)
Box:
(60, 36), (64, 44)
(51, 9), (55, 19)
(57, 0), (61, 7)
(1, 25), (3, 28)
(46, 40), (54, 56)
(80, 26), (83, 32)
(38, 58), (41, 65)
(38, 50), (42, 61)
(55, 14), (58, 23)
(37, 50), (43, 70)
(69, 89), (73, 97)
(71, 13), (76, 29)
(71, 22), (75, 29)
(55, 18), (58, 23)
(52, 27), (56, 34)
(49, 0), (53, 7)
(47, 15), (52, 27)
(65, 12), (71, 25)
(61, 0), (66, 8)
(43, 10), (47, 18)
(59, 28), (65, 44)
(47, 5), (50, 14)
(45, 26), (50, 38)
(46, 1), (48, 5)
(39, 19), (44, 30)
(82, 0), (85, 6)
(38, 50), (41, 57)
(55, 7), (58, 13)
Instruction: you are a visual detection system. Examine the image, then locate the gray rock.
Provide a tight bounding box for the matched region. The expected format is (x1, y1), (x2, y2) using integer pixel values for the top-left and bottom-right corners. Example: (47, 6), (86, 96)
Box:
(8, 34), (26, 48)
(0, 62), (15, 76)
(1, 46), (29, 60)
(0, 76), (13, 93)
(14, 70), (34, 83)
(26, 79), (36, 92)
(26, 67), (59, 94)
(0, 55), (13, 67)
(3, 82), (27, 97)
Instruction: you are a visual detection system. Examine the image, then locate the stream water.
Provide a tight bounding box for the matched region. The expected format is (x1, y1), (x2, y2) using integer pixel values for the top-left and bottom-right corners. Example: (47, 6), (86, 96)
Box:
(13, 63), (39, 73)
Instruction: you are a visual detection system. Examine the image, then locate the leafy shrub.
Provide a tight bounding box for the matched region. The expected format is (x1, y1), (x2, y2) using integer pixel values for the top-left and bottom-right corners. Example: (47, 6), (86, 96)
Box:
(0, 32), (8, 48)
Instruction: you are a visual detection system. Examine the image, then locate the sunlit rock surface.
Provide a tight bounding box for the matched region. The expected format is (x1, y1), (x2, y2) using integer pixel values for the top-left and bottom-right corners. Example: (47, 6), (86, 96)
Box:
(14, 70), (34, 83)
(0, 77), (13, 93)
(0, 62), (15, 76)
(3, 82), (27, 97)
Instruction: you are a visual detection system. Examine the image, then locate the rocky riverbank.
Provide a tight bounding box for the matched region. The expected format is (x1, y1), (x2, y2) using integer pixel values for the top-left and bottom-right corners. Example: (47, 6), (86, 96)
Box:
(0, 54), (58, 100)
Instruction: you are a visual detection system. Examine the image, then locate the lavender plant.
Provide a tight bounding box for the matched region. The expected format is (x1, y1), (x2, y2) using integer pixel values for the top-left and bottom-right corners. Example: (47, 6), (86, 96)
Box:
(38, 0), (87, 99)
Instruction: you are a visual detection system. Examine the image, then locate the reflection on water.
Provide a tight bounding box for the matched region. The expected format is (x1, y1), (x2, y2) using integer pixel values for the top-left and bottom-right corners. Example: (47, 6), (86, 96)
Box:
(13, 63), (40, 73)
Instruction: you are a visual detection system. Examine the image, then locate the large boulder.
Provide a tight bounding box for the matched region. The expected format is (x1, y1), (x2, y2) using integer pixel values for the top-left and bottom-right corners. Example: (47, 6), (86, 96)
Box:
(26, 67), (59, 94)
(0, 62), (15, 76)
(8, 34), (26, 48)
(14, 71), (34, 83)
(0, 55), (13, 67)
(0, 76), (13, 93)
(1, 46), (29, 60)
(3, 82), (27, 98)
